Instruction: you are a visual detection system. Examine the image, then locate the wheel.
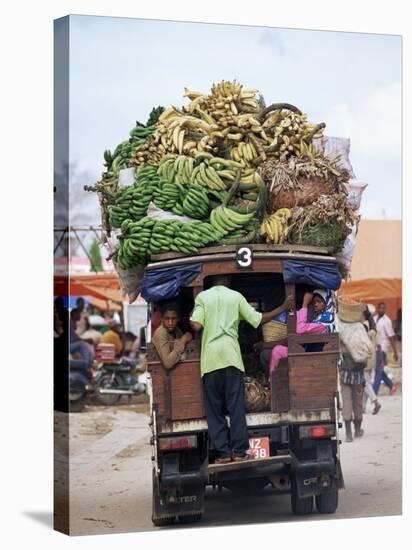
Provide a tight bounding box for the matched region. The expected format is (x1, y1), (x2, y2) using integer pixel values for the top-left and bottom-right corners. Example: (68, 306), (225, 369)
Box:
(95, 373), (122, 406)
(69, 395), (86, 413)
(291, 478), (314, 515)
(152, 516), (175, 527)
(152, 469), (176, 527)
(316, 490), (339, 514)
(178, 513), (202, 524)
(225, 477), (269, 496)
(69, 382), (87, 412)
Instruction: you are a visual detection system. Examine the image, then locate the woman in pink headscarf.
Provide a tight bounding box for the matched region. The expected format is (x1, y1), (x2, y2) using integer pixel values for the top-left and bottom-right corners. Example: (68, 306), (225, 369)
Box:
(268, 291), (330, 378)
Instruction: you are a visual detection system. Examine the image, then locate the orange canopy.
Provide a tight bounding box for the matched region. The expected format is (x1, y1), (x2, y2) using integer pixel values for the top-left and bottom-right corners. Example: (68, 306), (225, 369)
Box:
(339, 278), (402, 319)
(54, 274), (124, 303)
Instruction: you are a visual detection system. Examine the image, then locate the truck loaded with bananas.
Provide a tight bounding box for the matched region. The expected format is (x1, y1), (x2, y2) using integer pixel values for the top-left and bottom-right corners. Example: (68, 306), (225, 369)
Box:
(88, 79), (357, 284)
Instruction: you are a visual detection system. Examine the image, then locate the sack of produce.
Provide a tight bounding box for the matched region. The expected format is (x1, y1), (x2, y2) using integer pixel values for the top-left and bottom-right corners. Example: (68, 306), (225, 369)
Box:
(244, 377), (270, 413)
(338, 320), (372, 363)
(344, 181), (368, 211)
(262, 320), (287, 342)
(336, 223), (358, 277)
(113, 262), (145, 304)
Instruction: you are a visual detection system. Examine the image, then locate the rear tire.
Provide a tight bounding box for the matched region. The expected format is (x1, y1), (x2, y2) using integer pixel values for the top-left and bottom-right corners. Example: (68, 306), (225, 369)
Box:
(291, 478), (314, 515)
(69, 395), (86, 413)
(152, 516), (175, 527)
(316, 489), (339, 514)
(152, 469), (176, 527)
(178, 513), (202, 524)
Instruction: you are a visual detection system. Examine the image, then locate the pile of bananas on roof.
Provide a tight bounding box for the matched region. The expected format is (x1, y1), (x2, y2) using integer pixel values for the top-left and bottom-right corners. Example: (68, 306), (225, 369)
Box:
(89, 80), (353, 269)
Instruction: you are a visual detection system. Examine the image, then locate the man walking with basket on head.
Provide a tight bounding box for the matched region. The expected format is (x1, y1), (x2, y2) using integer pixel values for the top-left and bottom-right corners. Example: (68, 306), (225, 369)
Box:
(190, 274), (292, 464)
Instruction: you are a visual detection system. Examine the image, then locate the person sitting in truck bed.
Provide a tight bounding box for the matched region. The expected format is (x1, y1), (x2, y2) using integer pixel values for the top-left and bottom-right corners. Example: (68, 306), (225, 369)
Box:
(190, 274), (293, 464)
(151, 300), (193, 370)
(266, 289), (336, 378)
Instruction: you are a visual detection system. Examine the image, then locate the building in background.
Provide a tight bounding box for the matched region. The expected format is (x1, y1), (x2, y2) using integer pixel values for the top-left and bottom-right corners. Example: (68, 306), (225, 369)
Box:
(340, 219), (401, 319)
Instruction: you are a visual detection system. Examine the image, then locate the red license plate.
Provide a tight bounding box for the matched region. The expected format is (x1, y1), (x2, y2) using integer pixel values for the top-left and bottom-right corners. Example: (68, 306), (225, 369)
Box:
(249, 437), (270, 459)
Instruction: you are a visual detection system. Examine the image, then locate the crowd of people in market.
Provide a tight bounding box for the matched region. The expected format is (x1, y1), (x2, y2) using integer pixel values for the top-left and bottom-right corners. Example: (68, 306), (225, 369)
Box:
(53, 296), (146, 379)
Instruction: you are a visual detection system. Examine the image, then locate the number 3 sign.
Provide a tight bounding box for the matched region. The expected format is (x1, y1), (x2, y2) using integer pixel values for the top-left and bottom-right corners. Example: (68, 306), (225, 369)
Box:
(235, 246), (253, 269)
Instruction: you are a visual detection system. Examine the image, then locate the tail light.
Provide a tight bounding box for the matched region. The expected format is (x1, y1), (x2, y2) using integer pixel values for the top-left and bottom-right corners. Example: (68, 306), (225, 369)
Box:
(158, 435), (197, 451)
(299, 424), (335, 439)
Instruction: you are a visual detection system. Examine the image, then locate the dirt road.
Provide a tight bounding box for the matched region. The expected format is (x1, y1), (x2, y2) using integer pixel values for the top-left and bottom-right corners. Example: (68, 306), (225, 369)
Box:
(63, 394), (401, 535)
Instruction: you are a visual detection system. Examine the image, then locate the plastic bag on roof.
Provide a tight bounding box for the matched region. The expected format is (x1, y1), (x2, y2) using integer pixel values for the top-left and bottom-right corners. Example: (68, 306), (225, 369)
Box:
(313, 136), (355, 179)
(114, 262), (145, 304)
(336, 223), (358, 277)
(344, 181), (368, 211)
(146, 202), (193, 223)
(283, 260), (341, 290)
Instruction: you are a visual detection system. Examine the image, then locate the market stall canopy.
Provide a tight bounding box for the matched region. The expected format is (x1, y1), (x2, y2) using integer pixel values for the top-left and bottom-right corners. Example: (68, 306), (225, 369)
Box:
(340, 220), (401, 319)
(54, 274), (125, 303)
(87, 296), (122, 312)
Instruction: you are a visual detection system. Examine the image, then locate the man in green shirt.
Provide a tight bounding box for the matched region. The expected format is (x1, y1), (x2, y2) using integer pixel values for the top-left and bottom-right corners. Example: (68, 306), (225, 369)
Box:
(190, 275), (292, 464)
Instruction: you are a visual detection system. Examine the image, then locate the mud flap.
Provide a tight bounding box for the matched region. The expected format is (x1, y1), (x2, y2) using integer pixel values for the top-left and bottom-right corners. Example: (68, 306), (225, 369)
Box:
(293, 443), (341, 499)
(152, 454), (205, 520)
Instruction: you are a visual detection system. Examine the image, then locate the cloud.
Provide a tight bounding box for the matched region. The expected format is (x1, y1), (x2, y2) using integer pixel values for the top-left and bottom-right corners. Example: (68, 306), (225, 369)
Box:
(322, 82), (401, 158)
(258, 30), (285, 55)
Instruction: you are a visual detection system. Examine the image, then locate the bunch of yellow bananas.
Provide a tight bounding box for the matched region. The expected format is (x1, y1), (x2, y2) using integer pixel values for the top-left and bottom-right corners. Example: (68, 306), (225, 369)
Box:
(230, 141), (259, 166)
(262, 109), (325, 160)
(133, 81), (326, 169)
(260, 208), (292, 244)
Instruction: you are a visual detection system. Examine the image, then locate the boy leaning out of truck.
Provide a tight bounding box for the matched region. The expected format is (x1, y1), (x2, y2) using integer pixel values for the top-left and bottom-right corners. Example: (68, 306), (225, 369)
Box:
(151, 300), (193, 369)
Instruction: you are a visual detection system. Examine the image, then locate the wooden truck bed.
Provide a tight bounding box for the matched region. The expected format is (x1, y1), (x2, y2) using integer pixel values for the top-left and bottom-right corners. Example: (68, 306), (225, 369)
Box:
(146, 246), (340, 433)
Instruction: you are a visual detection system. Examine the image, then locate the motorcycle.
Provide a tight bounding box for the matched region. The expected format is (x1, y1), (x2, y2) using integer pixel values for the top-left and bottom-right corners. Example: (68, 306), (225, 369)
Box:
(69, 360), (94, 412)
(94, 357), (147, 406)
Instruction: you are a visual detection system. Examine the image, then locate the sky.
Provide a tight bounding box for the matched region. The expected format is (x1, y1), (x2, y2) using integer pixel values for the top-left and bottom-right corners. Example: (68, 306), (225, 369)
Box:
(62, 15), (402, 223)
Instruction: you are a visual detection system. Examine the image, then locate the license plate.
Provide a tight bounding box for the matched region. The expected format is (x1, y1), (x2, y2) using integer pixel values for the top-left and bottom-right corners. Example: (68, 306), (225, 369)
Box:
(249, 437), (270, 459)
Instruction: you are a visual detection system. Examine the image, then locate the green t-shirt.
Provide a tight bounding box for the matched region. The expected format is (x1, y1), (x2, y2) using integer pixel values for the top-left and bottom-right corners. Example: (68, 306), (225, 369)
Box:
(190, 285), (262, 377)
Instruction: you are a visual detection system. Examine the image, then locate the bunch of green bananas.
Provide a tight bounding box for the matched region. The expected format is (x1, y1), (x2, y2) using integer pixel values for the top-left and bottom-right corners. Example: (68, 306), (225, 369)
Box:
(181, 184), (210, 219)
(152, 176), (229, 219)
(150, 219), (221, 255)
(158, 152), (250, 191)
(117, 217), (222, 267)
(152, 177), (182, 212)
(146, 106), (165, 127)
(104, 123), (156, 177)
(107, 165), (159, 228)
(210, 205), (257, 244)
(116, 217), (155, 269)
(131, 164), (160, 216)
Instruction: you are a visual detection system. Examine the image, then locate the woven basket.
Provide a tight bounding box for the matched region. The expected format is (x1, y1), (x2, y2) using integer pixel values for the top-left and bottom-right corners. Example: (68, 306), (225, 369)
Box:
(262, 320), (287, 342)
(244, 377), (271, 413)
(338, 300), (365, 323)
